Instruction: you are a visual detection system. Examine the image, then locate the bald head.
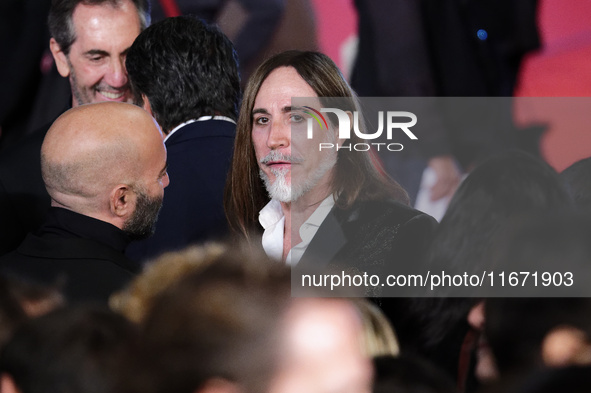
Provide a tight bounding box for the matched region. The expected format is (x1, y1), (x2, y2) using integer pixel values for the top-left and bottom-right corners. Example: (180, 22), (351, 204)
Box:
(41, 102), (167, 229)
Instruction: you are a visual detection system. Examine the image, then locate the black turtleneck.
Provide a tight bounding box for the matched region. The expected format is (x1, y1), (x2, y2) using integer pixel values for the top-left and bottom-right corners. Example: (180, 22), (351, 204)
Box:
(0, 207), (139, 303)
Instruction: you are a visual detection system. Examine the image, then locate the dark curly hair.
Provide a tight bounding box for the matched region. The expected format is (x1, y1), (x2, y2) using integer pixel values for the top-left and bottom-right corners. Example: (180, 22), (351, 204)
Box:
(125, 16), (241, 133)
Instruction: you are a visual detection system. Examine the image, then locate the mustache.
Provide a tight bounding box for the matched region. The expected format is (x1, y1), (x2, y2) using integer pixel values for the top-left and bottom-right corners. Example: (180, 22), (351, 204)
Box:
(260, 150), (303, 165)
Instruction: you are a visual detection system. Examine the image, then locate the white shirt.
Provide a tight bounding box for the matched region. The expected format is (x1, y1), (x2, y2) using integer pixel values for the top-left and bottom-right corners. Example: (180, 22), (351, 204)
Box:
(163, 116), (236, 143)
(259, 195), (335, 265)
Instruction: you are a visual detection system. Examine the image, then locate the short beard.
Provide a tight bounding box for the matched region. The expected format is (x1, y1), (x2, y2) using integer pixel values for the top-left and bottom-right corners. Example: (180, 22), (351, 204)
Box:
(259, 150), (337, 203)
(68, 60), (88, 106)
(122, 186), (163, 240)
(260, 166), (291, 202)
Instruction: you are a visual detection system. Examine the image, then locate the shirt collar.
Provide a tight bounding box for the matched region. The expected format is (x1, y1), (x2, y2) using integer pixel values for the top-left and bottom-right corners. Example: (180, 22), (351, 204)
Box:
(259, 199), (284, 229)
(258, 196), (336, 265)
(259, 200), (285, 261)
(298, 196), (335, 243)
(163, 116), (237, 143)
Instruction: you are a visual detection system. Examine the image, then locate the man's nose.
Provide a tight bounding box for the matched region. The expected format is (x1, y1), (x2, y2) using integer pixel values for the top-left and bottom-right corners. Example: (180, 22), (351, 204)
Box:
(105, 57), (128, 88)
(266, 121), (290, 150)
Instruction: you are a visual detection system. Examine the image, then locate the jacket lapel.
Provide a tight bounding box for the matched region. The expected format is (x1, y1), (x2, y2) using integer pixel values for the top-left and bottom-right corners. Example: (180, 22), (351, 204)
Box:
(298, 206), (349, 269)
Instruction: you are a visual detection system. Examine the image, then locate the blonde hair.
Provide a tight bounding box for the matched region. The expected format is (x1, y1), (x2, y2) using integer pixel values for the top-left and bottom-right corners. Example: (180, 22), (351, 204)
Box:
(110, 243), (226, 322)
(353, 298), (400, 357)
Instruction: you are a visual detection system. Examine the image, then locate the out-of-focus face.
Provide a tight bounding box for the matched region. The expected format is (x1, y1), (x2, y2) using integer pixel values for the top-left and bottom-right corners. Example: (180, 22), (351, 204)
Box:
(467, 301), (499, 382)
(51, 0), (141, 106)
(251, 67), (338, 203)
(268, 298), (373, 393)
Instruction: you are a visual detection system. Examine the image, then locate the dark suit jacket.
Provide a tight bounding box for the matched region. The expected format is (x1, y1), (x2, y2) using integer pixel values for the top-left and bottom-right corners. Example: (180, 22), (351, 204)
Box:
(0, 207), (137, 304)
(295, 199), (438, 357)
(126, 119), (235, 263)
(299, 199), (437, 274)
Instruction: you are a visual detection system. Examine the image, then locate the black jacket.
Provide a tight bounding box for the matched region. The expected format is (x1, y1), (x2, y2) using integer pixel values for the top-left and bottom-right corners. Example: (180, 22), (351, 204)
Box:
(0, 207), (137, 303)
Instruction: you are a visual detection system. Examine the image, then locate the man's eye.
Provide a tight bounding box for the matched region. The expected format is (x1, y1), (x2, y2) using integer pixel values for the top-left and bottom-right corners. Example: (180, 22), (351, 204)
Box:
(255, 116), (269, 125)
(291, 114), (304, 123)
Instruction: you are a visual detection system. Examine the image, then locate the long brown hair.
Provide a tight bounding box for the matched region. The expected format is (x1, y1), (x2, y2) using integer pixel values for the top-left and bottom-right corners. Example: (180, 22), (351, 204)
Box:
(224, 51), (408, 240)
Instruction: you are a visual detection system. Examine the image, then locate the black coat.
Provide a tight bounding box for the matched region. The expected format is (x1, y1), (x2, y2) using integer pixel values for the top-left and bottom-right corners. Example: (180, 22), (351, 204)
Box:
(295, 199), (443, 360)
(0, 208), (137, 304)
(299, 199), (437, 275)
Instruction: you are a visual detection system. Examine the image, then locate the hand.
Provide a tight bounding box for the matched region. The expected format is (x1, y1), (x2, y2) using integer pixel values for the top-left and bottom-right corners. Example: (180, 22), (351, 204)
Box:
(428, 155), (461, 201)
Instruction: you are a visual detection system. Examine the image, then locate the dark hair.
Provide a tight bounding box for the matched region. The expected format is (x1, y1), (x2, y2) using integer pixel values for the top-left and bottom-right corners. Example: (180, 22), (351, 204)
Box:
(485, 366), (591, 393)
(560, 156), (591, 213)
(485, 213), (591, 376)
(48, 0), (150, 55)
(121, 245), (291, 393)
(428, 150), (572, 276)
(373, 355), (458, 393)
(125, 16), (240, 132)
(413, 151), (572, 351)
(0, 306), (138, 393)
(224, 50), (408, 239)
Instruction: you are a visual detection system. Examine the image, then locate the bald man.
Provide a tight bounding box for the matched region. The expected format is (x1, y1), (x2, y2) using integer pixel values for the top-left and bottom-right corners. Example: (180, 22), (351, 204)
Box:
(0, 102), (168, 303)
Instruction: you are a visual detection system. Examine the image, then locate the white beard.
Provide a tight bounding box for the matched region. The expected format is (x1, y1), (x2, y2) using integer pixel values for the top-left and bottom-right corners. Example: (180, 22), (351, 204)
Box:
(260, 152), (337, 203)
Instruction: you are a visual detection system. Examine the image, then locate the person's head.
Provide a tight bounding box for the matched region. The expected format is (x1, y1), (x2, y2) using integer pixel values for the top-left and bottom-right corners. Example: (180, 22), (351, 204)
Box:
(484, 213), (591, 378)
(426, 150), (572, 278)
(110, 243), (227, 323)
(0, 306), (138, 393)
(224, 50), (407, 239)
(122, 245), (289, 393)
(121, 244), (371, 393)
(418, 151), (572, 380)
(125, 15), (240, 133)
(48, 0), (150, 107)
(41, 102), (169, 240)
(269, 297), (373, 393)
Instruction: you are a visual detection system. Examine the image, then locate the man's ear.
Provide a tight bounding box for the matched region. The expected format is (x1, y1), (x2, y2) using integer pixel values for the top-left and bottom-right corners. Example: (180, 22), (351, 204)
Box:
(49, 38), (71, 78)
(141, 94), (153, 115)
(110, 184), (135, 219)
(0, 373), (22, 393)
(542, 326), (591, 367)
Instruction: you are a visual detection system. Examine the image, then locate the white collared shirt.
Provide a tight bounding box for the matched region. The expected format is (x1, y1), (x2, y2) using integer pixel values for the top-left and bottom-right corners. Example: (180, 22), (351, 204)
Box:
(259, 195), (335, 265)
(163, 116), (236, 143)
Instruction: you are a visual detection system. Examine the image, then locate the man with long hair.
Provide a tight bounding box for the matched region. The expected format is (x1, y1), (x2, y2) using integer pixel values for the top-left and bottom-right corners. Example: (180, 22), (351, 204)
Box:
(224, 50), (436, 272)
